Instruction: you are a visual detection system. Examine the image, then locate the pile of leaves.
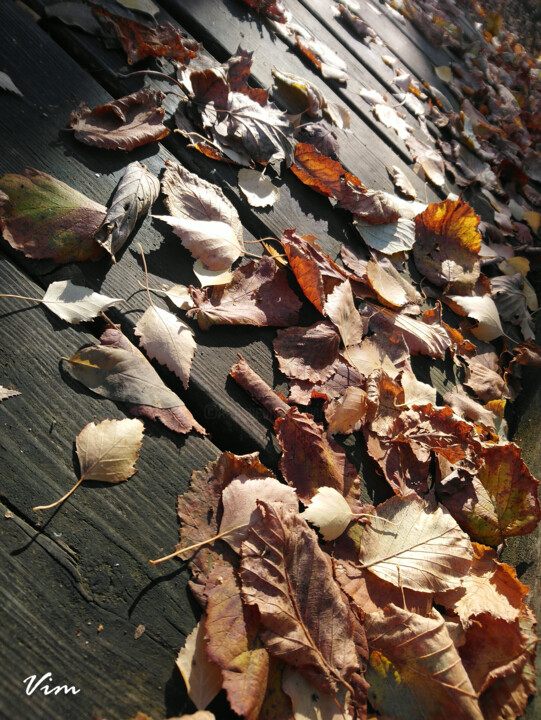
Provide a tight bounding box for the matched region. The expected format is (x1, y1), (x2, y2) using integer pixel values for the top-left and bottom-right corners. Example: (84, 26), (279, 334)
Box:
(2, 0), (541, 719)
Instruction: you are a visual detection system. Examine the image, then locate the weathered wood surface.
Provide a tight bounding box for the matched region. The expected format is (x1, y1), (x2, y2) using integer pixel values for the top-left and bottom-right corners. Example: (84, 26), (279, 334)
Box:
(1, 0), (540, 718)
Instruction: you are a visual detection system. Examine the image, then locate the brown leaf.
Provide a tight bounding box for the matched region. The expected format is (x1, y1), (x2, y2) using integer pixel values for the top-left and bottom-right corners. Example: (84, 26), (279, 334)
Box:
(230, 355), (290, 420)
(274, 321), (341, 383)
(227, 46), (269, 106)
(288, 356), (361, 405)
(76, 418), (144, 484)
(359, 495), (473, 593)
(160, 161), (244, 271)
(290, 143), (365, 200)
(279, 230), (348, 313)
(282, 667), (352, 720)
(188, 256), (302, 329)
(413, 199), (482, 290)
(176, 619), (223, 710)
(362, 304), (451, 357)
(0, 168), (105, 263)
(323, 280), (366, 349)
(68, 88), (170, 151)
(205, 562), (269, 720)
(325, 386), (367, 435)
(438, 443), (541, 546)
(238, 0), (288, 23)
(405, 135), (446, 187)
(240, 502), (359, 692)
(463, 352), (511, 402)
(435, 542), (530, 628)
(177, 452), (273, 605)
(275, 407), (360, 505)
(365, 605), (483, 719)
(365, 258), (421, 310)
(272, 68), (349, 128)
(94, 8), (201, 64)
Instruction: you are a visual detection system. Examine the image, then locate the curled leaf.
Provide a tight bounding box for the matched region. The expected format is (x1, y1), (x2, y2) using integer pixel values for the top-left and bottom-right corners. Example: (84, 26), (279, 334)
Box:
(238, 169), (280, 207)
(41, 280), (122, 324)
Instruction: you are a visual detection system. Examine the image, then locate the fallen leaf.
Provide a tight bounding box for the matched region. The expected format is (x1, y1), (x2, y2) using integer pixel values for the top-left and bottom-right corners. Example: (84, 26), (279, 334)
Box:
(165, 285), (194, 310)
(413, 199), (482, 290)
(365, 259), (419, 309)
(356, 219), (417, 255)
(45, 2), (102, 34)
(301, 486), (356, 541)
(401, 370), (437, 406)
(188, 256), (302, 329)
(94, 8), (201, 64)
(219, 477), (298, 552)
(76, 417), (144, 483)
(230, 355), (290, 421)
(95, 161), (159, 260)
(158, 161), (244, 271)
(114, 0), (159, 19)
(238, 169), (279, 207)
(176, 619), (223, 710)
(435, 65), (454, 83)
(274, 321), (340, 383)
(463, 352), (510, 403)
(443, 389), (497, 429)
(345, 336), (401, 380)
(205, 561), (269, 720)
(336, 4), (377, 45)
(282, 666), (351, 720)
(491, 273), (535, 340)
(438, 443), (541, 546)
(68, 88), (170, 151)
(365, 605), (483, 719)
(445, 294), (503, 342)
(359, 495), (473, 593)
(134, 306), (196, 389)
(362, 304), (451, 357)
(0, 168), (105, 262)
(41, 280), (122, 324)
(0, 386), (21, 402)
(272, 68), (350, 128)
(295, 35), (348, 83)
(405, 136), (447, 187)
(193, 260), (234, 287)
(290, 143), (365, 200)
(0, 70), (22, 97)
(238, 0), (288, 23)
(324, 386), (367, 435)
(373, 103), (412, 140)
(240, 501), (359, 692)
(275, 407), (360, 505)
(323, 280), (366, 349)
(386, 165), (416, 199)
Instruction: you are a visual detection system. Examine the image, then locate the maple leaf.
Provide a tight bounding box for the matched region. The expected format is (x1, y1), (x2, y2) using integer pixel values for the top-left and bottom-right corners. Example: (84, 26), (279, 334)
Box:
(0, 168), (105, 262)
(219, 477), (298, 552)
(274, 321), (340, 383)
(134, 306), (196, 390)
(95, 161), (159, 260)
(365, 605), (483, 719)
(176, 619), (222, 710)
(176, 452), (273, 605)
(413, 198), (482, 290)
(65, 324), (205, 435)
(359, 495), (473, 593)
(279, 230), (348, 313)
(240, 501), (359, 693)
(94, 8), (201, 64)
(438, 443), (541, 546)
(33, 418), (144, 511)
(275, 407), (360, 505)
(68, 88), (170, 151)
(188, 256), (302, 330)
(158, 161), (244, 271)
(205, 561), (269, 720)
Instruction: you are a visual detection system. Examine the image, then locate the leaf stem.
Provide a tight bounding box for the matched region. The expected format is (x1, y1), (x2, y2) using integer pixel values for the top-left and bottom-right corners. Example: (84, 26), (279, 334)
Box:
(0, 293), (42, 303)
(33, 476), (84, 512)
(149, 521), (248, 565)
(137, 243), (154, 309)
(117, 69), (188, 96)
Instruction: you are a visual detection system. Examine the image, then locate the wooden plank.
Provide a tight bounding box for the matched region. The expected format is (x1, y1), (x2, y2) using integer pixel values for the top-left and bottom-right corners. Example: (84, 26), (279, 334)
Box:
(0, 253), (227, 719)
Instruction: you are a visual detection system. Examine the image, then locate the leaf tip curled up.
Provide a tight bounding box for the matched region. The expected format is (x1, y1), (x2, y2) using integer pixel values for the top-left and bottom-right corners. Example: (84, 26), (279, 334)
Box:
(300, 486), (353, 541)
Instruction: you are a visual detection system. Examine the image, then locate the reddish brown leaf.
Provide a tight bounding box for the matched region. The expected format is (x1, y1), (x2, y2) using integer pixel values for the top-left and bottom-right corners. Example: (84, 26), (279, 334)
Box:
(177, 451), (273, 605)
(0, 168), (105, 262)
(290, 143), (365, 200)
(279, 230), (347, 313)
(463, 352), (512, 402)
(94, 8), (201, 65)
(240, 502), (359, 693)
(230, 355), (290, 421)
(68, 88), (169, 151)
(238, 0), (288, 23)
(288, 356), (361, 404)
(188, 256), (302, 329)
(205, 561), (269, 720)
(274, 321), (340, 382)
(227, 46), (268, 106)
(275, 407), (360, 505)
(413, 199), (482, 290)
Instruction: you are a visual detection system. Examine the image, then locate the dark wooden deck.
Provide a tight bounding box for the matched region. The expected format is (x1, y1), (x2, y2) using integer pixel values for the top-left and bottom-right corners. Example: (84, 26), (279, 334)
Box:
(1, 1), (540, 718)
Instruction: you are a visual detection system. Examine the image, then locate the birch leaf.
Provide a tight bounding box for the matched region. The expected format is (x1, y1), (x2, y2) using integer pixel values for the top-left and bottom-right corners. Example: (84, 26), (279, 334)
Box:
(359, 495), (473, 593)
(95, 161), (159, 260)
(238, 169), (280, 207)
(0, 386), (21, 402)
(193, 259), (234, 287)
(176, 619), (223, 710)
(165, 285), (194, 309)
(324, 280), (365, 348)
(76, 418), (144, 483)
(134, 306), (196, 389)
(301, 486), (355, 541)
(355, 219), (416, 255)
(445, 295), (503, 342)
(42, 280), (122, 324)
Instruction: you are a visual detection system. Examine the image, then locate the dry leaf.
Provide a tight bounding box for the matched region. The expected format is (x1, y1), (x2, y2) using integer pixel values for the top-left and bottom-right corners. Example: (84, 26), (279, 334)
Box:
(165, 285), (194, 310)
(76, 418), (144, 483)
(193, 260), (234, 288)
(0, 386), (21, 402)
(68, 88), (170, 151)
(290, 143), (365, 200)
(158, 161), (244, 271)
(356, 219), (417, 255)
(373, 103), (412, 140)
(323, 280), (366, 349)
(445, 295), (503, 342)
(405, 136), (446, 187)
(295, 35), (347, 83)
(230, 356), (290, 421)
(325, 386), (367, 435)
(238, 169), (280, 207)
(387, 165), (416, 199)
(301, 486), (355, 541)
(282, 666), (351, 720)
(40, 280), (121, 324)
(0, 168), (105, 263)
(0, 70), (22, 97)
(134, 306), (196, 389)
(219, 477), (298, 552)
(95, 161), (159, 260)
(240, 502), (359, 692)
(272, 68), (350, 128)
(274, 321), (340, 383)
(359, 495), (473, 593)
(176, 619), (223, 710)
